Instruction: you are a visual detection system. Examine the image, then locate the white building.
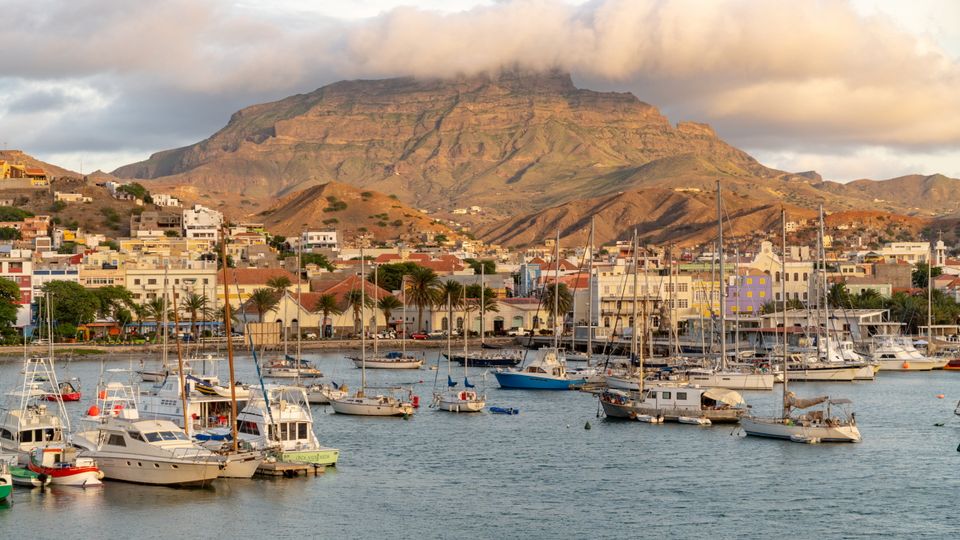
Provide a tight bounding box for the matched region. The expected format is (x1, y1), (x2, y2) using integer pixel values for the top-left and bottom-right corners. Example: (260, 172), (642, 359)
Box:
(748, 241), (814, 303)
(153, 193), (181, 207)
(301, 230), (338, 250)
(182, 204), (223, 243)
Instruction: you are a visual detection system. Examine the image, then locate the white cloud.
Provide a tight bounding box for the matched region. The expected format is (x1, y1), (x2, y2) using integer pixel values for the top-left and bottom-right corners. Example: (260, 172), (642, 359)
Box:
(0, 0), (958, 180)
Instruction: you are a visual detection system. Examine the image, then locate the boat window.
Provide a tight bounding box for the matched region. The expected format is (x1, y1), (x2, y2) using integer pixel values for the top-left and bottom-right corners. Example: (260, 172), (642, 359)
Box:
(662, 392), (672, 399)
(107, 434), (126, 447)
(238, 421), (260, 435)
(21, 430), (33, 443)
(173, 432), (189, 441)
(280, 423), (289, 440)
(129, 432), (144, 442)
(647, 391), (657, 399)
(268, 425), (276, 440)
(677, 392), (688, 400)
(159, 432), (178, 441)
(0, 429), (11, 440)
(298, 423), (308, 440)
(144, 432), (162, 442)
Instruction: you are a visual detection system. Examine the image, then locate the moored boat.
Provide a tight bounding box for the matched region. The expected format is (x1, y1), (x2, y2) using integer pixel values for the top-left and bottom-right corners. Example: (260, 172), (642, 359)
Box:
(600, 385), (746, 424)
(27, 447), (102, 487)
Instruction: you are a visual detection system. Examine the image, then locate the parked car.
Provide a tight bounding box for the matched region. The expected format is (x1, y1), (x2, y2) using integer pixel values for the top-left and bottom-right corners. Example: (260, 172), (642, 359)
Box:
(410, 332), (429, 340)
(427, 330), (446, 339)
(507, 327), (530, 337)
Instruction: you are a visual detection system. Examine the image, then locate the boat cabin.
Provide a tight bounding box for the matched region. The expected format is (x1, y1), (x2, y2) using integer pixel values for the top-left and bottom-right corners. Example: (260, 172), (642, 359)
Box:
(0, 404), (65, 453)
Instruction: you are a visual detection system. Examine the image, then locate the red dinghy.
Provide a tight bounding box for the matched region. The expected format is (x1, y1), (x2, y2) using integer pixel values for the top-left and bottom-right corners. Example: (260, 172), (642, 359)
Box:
(27, 447), (103, 487)
(45, 380), (81, 402)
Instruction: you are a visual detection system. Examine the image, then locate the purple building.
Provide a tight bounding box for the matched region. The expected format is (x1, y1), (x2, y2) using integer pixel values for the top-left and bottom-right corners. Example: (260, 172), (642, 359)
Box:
(725, 270), (773, 317)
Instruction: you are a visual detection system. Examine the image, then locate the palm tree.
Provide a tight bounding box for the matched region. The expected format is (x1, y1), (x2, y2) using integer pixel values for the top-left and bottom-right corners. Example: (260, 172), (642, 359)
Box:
(179, 292), (210, 340)
(377, 295), (403, 331)
(343, 289), (374, 334)
(405, 266), (441, 331)
(248, 288), (280, 323)
(542, 282), (573, 330)
(313, 294), (342, 338)
(145, 298), (170, 341)
(854, 288), (884, 309)
(439, 280), (465, 310)
(266, 276), (292, 294)
(827, 283), (851, 308)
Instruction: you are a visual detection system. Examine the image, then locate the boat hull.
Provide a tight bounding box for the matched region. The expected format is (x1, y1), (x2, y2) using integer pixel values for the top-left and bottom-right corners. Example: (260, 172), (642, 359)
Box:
(445, 353), (521, 367)
(685, 372), (775, 391)
(605, 375), (642, 391)
(600, 399), (742, 424)
(86, 454), (222, 486)
(218, 451), (264, 478)
(27, 464), (103, 486)
(350, 358), (423, 369)
(436, 398), (486, 412)
(740, 417), (861, 442)
(787, 366), (860, 381)
(330, 398), (413, 416)
(281, 447), (340, 467)
(494, 371), (585, 390)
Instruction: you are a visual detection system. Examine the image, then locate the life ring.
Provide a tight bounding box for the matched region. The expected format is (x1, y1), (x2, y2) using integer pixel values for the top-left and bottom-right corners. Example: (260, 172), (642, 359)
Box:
(459, 392), (468, 401)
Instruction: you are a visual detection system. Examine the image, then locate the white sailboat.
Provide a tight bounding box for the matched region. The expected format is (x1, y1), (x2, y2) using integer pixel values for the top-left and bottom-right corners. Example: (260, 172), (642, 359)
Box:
(331, 247), (415, 416)
(434, 294), (485, 412)
(741, 209), (861, 444)
(350, 266), (424, 369)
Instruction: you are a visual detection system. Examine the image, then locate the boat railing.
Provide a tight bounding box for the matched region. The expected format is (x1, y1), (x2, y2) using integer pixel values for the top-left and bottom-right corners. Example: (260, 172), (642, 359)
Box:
(169, 446), (220, 463)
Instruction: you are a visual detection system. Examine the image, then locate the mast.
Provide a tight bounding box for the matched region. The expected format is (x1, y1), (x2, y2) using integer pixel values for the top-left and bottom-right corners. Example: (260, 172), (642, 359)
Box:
(644, 250), (652, 360)
(553, 229), (560, 351)
(735, 248), (740, 359)
(171, 287), (190, 435)
(630, 230), (640, 362)
(717, 179), (727, 369)
(586, 217), (595, 365)
(928, 239), (933, 345)
(360, 245), (366, 393)
(781, 208), (789, 418)
(401, 276), (407, 357)
(373, 262), (379, 358)
(480, 263), (485, 347)
(219, 231), (239, 453)
(296, 230), (302, 381)
(446, 293), (452, 380)
(819, 204), (830, 362)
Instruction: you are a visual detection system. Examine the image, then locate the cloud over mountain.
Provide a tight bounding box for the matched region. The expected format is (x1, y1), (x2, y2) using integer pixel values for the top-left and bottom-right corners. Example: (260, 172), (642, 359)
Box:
(1, 0), (958, 177)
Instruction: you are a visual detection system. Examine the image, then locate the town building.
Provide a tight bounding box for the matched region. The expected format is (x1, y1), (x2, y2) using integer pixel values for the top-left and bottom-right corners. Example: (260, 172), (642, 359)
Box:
(182, 204), (223, 243)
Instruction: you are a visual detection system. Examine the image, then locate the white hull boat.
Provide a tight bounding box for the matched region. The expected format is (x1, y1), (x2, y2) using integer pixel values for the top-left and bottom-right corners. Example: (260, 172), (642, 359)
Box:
(741, 416), (861, 443)
(350, 357), (423, 370)
(330, 396), (414, 416)
(685, 369), (775, 391)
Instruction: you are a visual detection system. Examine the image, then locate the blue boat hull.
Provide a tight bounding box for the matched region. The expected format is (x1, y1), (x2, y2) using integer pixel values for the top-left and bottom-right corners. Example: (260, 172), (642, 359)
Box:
(493, 371), (585, 390)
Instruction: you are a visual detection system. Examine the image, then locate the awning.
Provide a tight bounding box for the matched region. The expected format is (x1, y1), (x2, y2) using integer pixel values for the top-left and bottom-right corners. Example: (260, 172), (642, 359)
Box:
(703, 388), (744, 406)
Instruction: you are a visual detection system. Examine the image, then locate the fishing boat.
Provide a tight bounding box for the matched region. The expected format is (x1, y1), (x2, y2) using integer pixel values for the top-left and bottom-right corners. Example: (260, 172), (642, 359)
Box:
(73, 380), (224, 486)
(331, 251), (416, 417)
(443, 351), (522, 367)
(0, 458), (11, 503)
(740, 208), (861, 444)
(0, 357), (71, 457)
(225, 386), (339, 466)
(599, 385), (746, 423)
(44, 379), (81, 402)
(27, 446), (103, 487)
(433, 295), (485, 412)
(867, 336), (940, 371)
(494, 348), (585, 390)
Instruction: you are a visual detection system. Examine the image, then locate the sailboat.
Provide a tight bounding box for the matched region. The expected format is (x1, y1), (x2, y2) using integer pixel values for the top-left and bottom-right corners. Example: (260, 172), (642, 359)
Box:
(495, 231), (587, 390)
(444, 264), (523, 367)
(434, 294), (486, 412)
(0, 298), (104, 486)
(331, 247), (416, 416)
(740, 209), (861, 444)
(606, 231), (646, 391)
(682, 181), (774, 391)
(349, 264), (424, 369)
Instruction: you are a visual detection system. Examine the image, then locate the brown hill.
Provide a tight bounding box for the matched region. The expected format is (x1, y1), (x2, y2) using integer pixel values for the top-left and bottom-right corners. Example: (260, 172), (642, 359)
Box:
(0, 149), (79, 179)
(257, 181), (457, 243)
(479, 186), (817, 247)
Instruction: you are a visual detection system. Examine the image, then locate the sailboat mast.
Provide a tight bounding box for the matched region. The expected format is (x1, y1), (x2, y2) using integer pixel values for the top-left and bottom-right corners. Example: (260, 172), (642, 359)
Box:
(630, 230), (640, 360)
(401, 276), (407, 357)
(360, 245), (366, 392)
(446, 294), (452, 376)
(928, 239), (933, 344)
(553, 229), (560, 351)
(781, 208), (789, 418)
(171, 287), (190, 435)
(373, 262), (379, 358)
(819, 205), (830, 362)
(219, 230), (239, 453)
(735, 248), (740, 359)
(296, 230), (302, 381)
(717, 179), (727, 369)
(480, 263), (485, 347)
(587, 217), (594, 365)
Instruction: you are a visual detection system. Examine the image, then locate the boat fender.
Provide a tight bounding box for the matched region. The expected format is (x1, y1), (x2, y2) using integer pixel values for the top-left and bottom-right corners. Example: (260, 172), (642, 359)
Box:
(86, 405), (100, 417)
(584, 421), (591, 430)
(411, 395), (420, 408)
(902, 362), (910, 369)
(937, 394), (945, 399)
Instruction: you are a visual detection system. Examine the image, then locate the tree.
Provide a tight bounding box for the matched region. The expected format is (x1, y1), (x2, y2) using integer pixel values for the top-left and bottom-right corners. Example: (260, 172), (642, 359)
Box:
(465, 284), (499, 313)
(313, 294), (342, 338)
(248, 288), (280, 323)
(38, 281), (99, 328)
(118, 182), (150, 201)
(377, 295), (403, 329)
(0, 278), (21, 341)
(853, 288), (884, 309)
(0, 206), (33, 221)
(405, 266), (441, 331)
(342, 289), (374, 334)
(439, 280), (465, 311)
(464, 258), (496, 275)
(179, 292), (211, 339)
(542, 283), (573, 330)
(886, 291), (925, 334)
(827, 283), (851, 309)
(912, 262), (942, 288)
(266, 276), (292, 293)
(0, 227), (21, 240)
(301, 253), (335, 272)
(144, 298), (172, 339)
(368, 261), (422, 292)
(93, 285), (135, 319)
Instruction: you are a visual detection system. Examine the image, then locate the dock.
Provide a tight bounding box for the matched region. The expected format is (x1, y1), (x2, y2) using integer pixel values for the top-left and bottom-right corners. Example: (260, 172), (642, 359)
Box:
(255, 461), (326, 478)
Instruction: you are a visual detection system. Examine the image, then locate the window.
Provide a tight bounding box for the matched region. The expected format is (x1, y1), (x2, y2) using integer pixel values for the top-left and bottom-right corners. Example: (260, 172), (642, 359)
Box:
(775, 272), (781, 281)
(793, 273), (799, 282)
(130, 432), (144, 442)
(107, 434), (126, 447)
(280, 422), (289, 440)
(148, 278), (157, 285)
(746, 278), (753, 285)
(662, 392), (672, 399)
(298, 423), (308, 440)
(803, 273), (808, 281)
(746, 291), (753, 298)
(134, 279), (141, 285)
(145, 432), (162, 442)
(21, 430), (32, 443)
(0, 428), (11, 440)
(776, 292), (781, 300)
(759, 278), (766, 284)
(677, 392), (688, 400)
(759, 291), (766, 298)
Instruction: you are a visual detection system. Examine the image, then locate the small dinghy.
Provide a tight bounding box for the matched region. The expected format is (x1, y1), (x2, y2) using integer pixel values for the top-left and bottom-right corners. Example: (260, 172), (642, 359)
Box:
(632, 413), (664, 424)
(489, 407), (519, 415)
(678, 416), (712, 426)
(790, 434), (821, 444)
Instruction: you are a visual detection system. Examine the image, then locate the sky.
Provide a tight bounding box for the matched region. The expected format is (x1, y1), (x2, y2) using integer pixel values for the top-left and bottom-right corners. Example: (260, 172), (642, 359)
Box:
(1, 0), (958, 181)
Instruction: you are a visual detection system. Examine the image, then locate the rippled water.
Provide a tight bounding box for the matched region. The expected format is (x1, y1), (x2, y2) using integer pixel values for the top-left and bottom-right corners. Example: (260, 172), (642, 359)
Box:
(1, 349), (959, 539)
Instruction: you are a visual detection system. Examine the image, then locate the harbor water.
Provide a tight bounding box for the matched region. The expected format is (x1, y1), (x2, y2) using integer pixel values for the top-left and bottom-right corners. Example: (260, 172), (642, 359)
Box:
(2, 349), (959, 538)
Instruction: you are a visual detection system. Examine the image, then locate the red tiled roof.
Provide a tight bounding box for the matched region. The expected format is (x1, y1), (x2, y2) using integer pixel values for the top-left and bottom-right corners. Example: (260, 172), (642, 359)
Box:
(222, 268), (296, 286)
(374, 253), (402, 263)
(316, 274), (392, 305)
(527, 257), (547, 265)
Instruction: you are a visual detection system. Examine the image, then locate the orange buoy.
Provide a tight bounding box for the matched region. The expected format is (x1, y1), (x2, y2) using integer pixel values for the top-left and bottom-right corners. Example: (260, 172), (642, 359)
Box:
(98, 390), (106, 400)
(902, 362), (910, 369)
(937, 394), (945, 399)
(86, 405), (100, 417)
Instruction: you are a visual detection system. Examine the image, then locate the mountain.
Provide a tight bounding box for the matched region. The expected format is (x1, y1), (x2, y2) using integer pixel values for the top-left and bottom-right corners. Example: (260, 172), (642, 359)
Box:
(113, 70), (787, 219)
(257, 181), (457, 242)
(0, 149), (79, 179)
